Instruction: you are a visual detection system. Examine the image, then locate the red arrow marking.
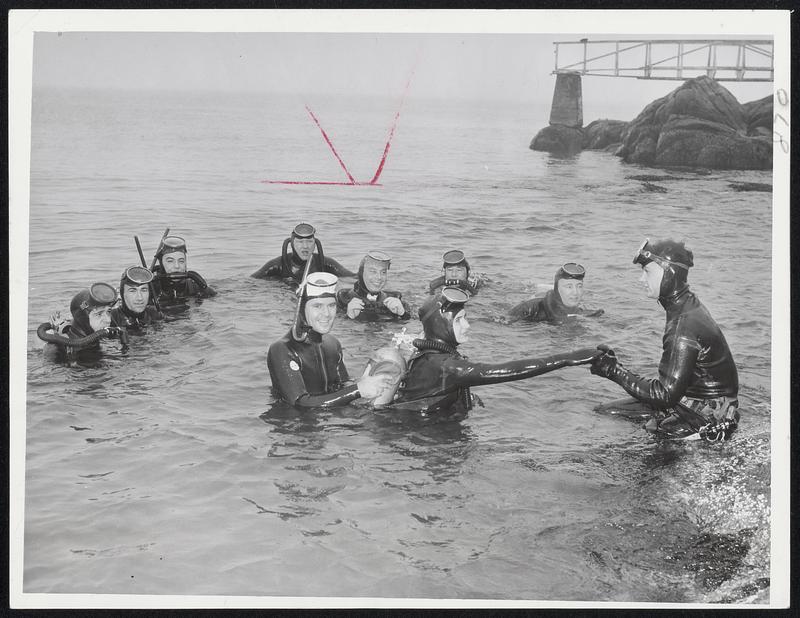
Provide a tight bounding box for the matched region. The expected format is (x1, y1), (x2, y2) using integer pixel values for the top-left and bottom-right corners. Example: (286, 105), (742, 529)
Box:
(261, 59), (417, 186)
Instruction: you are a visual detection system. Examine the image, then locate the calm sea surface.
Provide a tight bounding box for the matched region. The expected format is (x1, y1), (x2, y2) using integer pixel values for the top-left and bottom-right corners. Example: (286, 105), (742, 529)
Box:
(23, 87), (773, 602)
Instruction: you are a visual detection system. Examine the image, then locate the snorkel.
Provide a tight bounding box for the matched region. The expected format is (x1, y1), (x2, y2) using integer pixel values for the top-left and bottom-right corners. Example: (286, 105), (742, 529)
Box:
(291, 243), (316, 342)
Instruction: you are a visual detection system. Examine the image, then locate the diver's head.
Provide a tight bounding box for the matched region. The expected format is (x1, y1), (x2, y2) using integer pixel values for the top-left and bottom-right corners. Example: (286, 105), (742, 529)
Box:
(442, 249), (471, 284)
(291, 222), (316, 262)
(359, 250), (391, 294)
(553, 262), (586, 308)
(418, 286), (471, 346)
(69, 282), (117, 334)
(156, 236), (188, 275)
(119, 266), (154, 315)
(300, 271), (338, 335)
(633, 238), (693, 299)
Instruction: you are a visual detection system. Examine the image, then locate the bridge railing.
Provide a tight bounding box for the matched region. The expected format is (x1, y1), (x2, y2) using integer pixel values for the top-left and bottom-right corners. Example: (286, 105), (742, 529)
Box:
(553, 39), (773, 82)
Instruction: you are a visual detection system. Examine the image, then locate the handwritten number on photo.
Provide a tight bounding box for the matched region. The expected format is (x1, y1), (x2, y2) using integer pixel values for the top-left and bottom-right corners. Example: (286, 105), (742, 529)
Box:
(773, 88), (789, 154)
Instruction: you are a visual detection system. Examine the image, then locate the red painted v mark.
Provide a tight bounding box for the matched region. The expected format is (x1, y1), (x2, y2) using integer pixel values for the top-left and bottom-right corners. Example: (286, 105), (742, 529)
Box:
(262, 64), (415, 187)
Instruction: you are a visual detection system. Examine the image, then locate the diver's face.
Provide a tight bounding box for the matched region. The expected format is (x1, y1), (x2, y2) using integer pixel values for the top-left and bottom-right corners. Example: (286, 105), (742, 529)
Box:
(292, 237), (316, 261)
(362, 260), (388, 293)
(557, 278), (584, 308)
(123, 283), (150, 313)
(452, 309), (470, 344)
(640, 262), (664, 299)
(162, 251), (187, 274)
(88, 306), (111, 331)
(444, 264), (468, 282)
(304, 297), (337, 334)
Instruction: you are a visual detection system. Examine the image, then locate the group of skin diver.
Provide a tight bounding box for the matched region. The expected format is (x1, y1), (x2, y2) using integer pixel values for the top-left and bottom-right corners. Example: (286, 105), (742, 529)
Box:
(36, 221), (740, 443)
(261, 224), (740, 442)
(37, 230), (216, 364)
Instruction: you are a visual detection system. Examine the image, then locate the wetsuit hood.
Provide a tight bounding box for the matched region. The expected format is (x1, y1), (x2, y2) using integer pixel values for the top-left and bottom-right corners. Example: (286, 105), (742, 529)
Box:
(634, 239), (693, 301)
(552, 262), (585, 305)
(69, 283), (117, 337)
(442, 249), (471, 285)
(119, 266), (154, 316)
(355, 251), (391, 296)
(418, 287), (469, 346)
(295, 271), (338, 337)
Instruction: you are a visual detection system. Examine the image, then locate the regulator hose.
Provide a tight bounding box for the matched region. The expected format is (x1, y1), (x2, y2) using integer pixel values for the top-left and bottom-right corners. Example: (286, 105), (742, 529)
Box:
(37, 323), (128, 349)
(412, 338), (460, 356)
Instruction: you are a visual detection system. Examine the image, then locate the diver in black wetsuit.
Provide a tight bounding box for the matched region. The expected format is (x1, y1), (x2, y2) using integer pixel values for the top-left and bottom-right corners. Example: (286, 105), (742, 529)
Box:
(388, 287), (601, 415)
(428, 249), (487, 296)
(267, 272), (394, 408)
(39, 282), (127, 364)
(509, 262), (604, 323)
(151, 235), (216, 307)
(109, 266), (164, 330)
(336, 251), (410, 321)
(590, 238), (739, 441)
(251, 222), (356, 286)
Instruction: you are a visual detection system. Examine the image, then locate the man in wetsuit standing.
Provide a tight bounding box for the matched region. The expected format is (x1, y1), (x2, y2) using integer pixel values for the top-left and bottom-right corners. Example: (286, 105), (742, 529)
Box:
(509, 262), (603, 323)
(337, 251), (410, 321)
(389, 287), (602, 415)
(590, 239), (739, 440)
(268, 272), (393, 408)
(251, 223), (356, 286)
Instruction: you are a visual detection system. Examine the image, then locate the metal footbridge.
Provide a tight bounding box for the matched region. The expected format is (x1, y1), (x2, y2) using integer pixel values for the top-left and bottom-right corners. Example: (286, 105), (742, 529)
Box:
(553, 39), (774, 82)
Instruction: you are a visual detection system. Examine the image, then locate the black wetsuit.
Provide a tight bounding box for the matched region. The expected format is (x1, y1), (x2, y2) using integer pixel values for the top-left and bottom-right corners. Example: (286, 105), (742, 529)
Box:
(393, 339), (598, 414)
(336, 281), (410, 321)
(110, 305), (164, 330)
(595, 286), (738, 436)
(252, 251), (355, 284)
(152, 269), (216, 307)
(428, 275), (484, 297)
(509, 289), (603, 323)
(267, 328), (360, 408)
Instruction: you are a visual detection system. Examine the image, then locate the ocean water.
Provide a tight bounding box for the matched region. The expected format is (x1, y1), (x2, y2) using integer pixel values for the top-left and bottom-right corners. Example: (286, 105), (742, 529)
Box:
(23, 87), (773, 603)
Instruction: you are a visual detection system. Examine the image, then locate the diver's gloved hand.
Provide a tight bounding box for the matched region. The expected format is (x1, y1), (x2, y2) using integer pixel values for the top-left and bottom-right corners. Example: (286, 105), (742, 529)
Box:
(562, 347), (606, 366)
(49, 311), (68, 334)
(590, 344), (620, 378)
(347, 297), (365, 319)
(383, 296), (406, 316)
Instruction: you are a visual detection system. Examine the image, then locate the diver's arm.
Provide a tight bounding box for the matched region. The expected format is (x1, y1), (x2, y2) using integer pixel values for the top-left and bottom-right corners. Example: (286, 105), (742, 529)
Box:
(325, 258), (357, 279)
(592, 336), (699, 408)
(186, 271), (217, 297)
(450, 348), (601, 387)
(251, 257), (282, 279)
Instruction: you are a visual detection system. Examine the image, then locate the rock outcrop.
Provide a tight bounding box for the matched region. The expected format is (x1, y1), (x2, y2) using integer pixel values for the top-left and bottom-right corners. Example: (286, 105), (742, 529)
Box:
(530, 75), (773, 170)
(616, 76), (772, 170)
(582, 119), (627, 150)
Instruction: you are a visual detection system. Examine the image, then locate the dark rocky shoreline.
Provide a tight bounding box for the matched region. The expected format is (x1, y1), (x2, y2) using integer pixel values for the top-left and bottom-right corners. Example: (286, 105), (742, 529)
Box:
(531, 76), (772, 172)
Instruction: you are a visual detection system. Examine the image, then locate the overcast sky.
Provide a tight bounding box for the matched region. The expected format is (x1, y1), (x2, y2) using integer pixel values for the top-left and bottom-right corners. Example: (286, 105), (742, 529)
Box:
(31, 31), (775, 113)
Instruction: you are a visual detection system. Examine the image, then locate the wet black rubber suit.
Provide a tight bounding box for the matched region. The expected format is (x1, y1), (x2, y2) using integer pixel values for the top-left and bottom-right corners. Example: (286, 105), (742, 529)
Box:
(591, 241), (739, 439)
(251, 237), (355, 285)
(336, 259), (410, 321)
(391, 291), (600, 415)
(152, 268), (216, 307)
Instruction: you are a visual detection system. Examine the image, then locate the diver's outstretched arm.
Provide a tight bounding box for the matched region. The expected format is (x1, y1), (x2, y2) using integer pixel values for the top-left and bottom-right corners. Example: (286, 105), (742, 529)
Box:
(590, 339), (699, 408)
(454, 347), (601, 387)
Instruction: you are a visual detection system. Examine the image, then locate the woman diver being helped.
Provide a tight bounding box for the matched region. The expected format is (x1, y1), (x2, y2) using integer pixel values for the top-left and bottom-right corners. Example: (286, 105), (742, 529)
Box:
(375, 287), (602, 415)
